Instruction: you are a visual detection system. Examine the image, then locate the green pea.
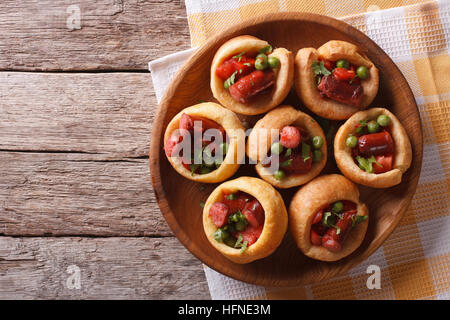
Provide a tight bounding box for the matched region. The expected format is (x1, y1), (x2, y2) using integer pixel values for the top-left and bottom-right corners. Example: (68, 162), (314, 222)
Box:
(367, 120), (380, 133)
(271, 142), (284, 155)
(226, 223), (236, 233)
(213, 228), (228, 243)
(268, 56), (280, 68)
(226, 193), (236, 200)
(274, 169), (285, 181)
(223, 236), (236, 248)
(228, 213), (239, 223)
(214, 158), (223, 168)
(235, 221), (247, 231)
(336, 59), (349, 69)
(200, 166), (212, 174)
(220, 142), (228, 155)
(356, 66), (369, 79)
(346, 135), (358, 148)
(377, 114), (391, 127)
(332, 201), (344, 213)
(312, 136), (324, 149)
(313, 150), (322, 162)
(255, 53), (268, 70)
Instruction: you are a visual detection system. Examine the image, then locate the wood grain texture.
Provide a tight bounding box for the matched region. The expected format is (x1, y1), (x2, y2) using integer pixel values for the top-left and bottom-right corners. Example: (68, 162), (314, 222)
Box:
(0, 0), (189, 71)
(0, 1), (207, 299)
(150, 13), (423, 286)
(0, 236), (210, 299)
(0, 72), (154, 157)
(0, 152), (172, 236)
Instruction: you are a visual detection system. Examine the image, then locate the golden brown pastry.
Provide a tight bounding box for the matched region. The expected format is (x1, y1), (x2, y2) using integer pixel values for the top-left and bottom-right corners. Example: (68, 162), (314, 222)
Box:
(334, 107), (412, 188)
(294, 40), (379, 120)
(246, 105), (327, 188)
(289, 174), (369, 262)
(163, 102), (245, 183)
(211, 35), (294, 115)
(203, 176), (288, 264)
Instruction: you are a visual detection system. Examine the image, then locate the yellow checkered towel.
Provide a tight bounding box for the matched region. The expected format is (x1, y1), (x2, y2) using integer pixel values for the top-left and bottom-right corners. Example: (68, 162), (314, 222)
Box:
(150, 0), (449, 299)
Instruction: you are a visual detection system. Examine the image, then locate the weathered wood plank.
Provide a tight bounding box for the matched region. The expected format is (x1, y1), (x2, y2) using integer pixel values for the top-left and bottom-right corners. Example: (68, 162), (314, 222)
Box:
(0, 236), (210, 299)
(0, 0), (190, 71)
(0, 72), (155, 157)
(0, 152), (175, 236)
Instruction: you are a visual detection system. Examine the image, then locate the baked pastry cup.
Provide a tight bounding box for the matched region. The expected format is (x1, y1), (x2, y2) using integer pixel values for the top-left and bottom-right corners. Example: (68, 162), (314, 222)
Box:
(246, 105), (327, 188)
(289, 174), (369, 262)
(294, 40), (379, 120)
(203, 176), (288, 264)
(334, 107), (412, 188)
(211, 35), (294, 115)
(163, 102), (245, 183)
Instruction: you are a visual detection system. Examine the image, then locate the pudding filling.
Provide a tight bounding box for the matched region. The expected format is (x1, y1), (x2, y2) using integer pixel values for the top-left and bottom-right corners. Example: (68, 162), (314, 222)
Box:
(209, 191), (265, 252)
(310, 200), (367, 252)
(164, 113), (228, 175)
(216, 45), (280, 104)
(345, 114), (394, 174)
(312, 58), (370, 107)
(263, 125), (324, 181)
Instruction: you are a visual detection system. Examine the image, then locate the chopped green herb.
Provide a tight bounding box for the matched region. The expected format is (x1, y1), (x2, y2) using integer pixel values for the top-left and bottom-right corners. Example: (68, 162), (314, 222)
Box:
(199, 185), (205, 191)
(240, 241), (248, 253)
(280, 159), (293, 168)
(285, 148), (292, 157)
(224, 71), (237, 89)
(334, 225), (341, 235)
(258, 45), (272, 54)
(321, 211), (336, 227)
(356, 155), (382, 173)
(226, 193), (236, 200)
(233, 52), (245, 61)
(213, 228), (229, 243)
(352, 215), (368, 227)
(301, 142), (311, 162)
(243, 62), (252, 67)
(322, 211), (341, 234)
(234, 234), (243, 248)
(190, 164), (200, 176)
(199, 201), (205, 208)
(312, 61), (331, 77)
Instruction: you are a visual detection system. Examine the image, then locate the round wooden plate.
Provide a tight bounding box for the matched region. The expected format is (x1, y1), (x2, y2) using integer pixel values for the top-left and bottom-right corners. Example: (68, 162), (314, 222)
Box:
(150, 12), (423, 286)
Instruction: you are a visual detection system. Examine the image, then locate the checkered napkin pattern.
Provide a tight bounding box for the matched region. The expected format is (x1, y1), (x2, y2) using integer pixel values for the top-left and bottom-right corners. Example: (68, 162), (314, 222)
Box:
(149, 0), (450, 299)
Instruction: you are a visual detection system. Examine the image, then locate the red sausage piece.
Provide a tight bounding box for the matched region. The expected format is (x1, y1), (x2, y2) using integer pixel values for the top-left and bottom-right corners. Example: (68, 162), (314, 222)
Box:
(222, 192), (251, 214)
(164, 134), (182, 157)
(235, 225), (263, 246)
(322, 234), (342, 252)
(358, 131), (394, 156)
(209, 202), (230, 228)
(310, 229), (323, 246)
(229, 70), (275, 104)
(242, 199), (265, 228)
(280, 126), (301, 149)
(179, 113), (194, 131)
(373, 154), (393, 174)
(216, 56), (256, 81)
(312, 210), (323, 225)
(282, 151), (313, 174)
(317, 74), (363, 107)
(190, 115), (225, 137)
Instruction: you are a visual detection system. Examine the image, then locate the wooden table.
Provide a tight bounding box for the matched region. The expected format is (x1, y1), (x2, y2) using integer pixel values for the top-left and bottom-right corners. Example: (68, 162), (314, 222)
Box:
(0, 0), (210, 299)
